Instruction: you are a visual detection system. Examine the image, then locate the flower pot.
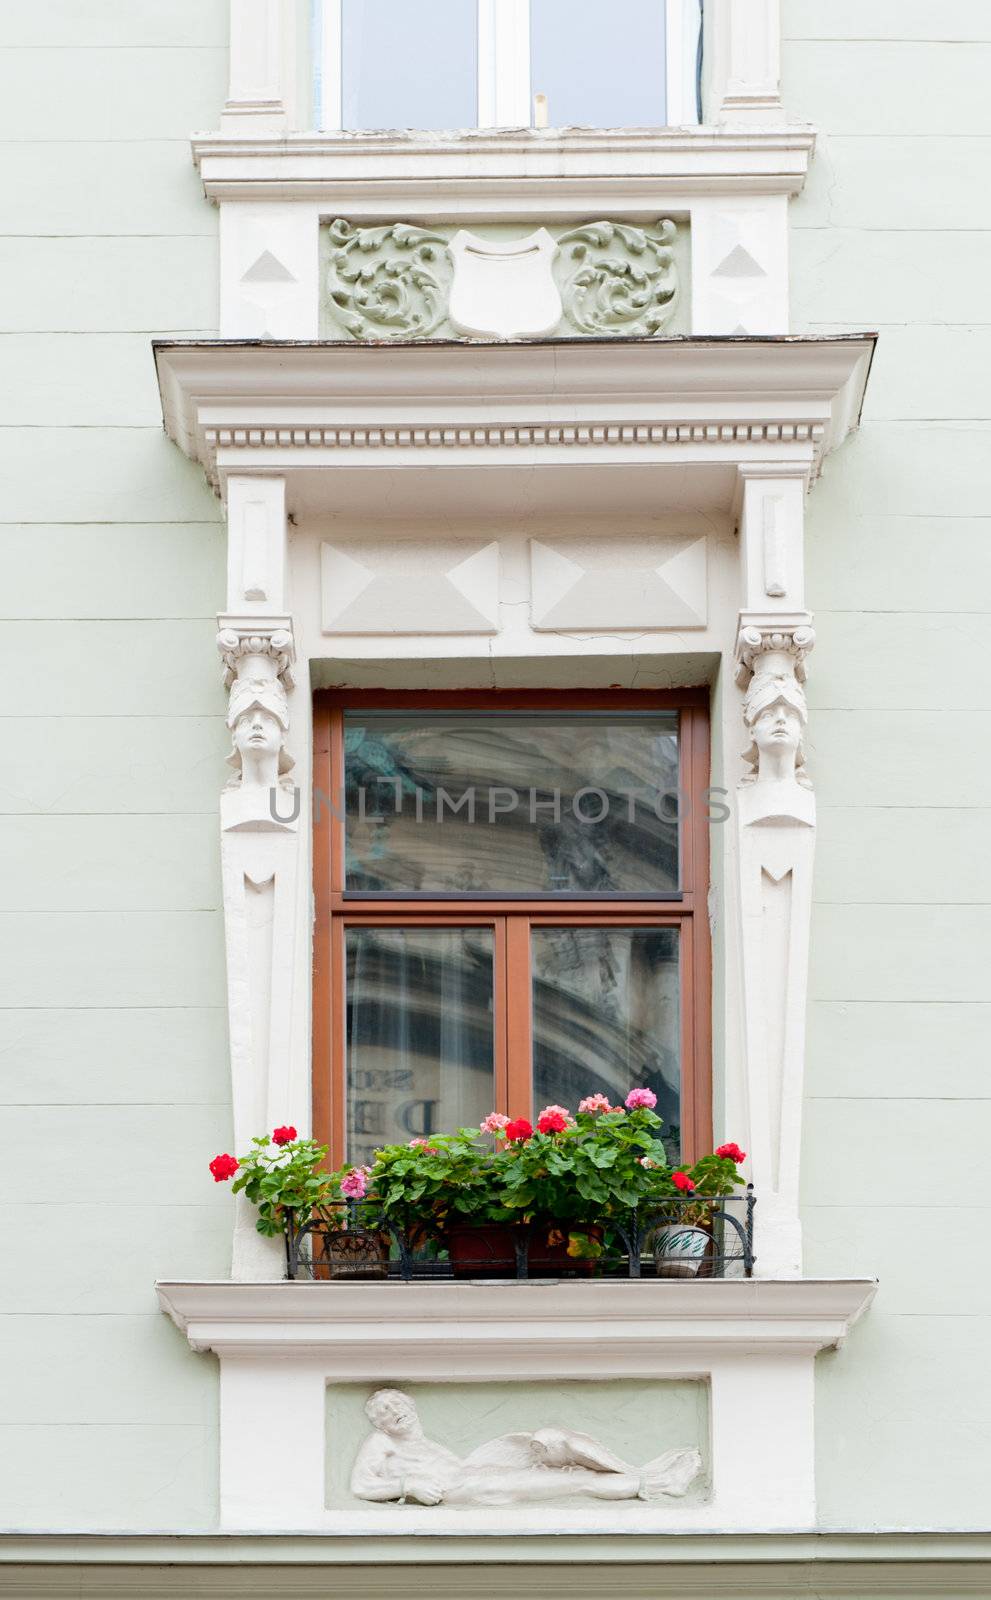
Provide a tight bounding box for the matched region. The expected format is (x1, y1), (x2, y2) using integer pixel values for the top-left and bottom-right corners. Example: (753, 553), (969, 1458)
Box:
(652, 1222), (714, 1279)
(526, 1223), (603, 1277)
(447, 1222), (519, 1278)
(312, 1227), (388, 1280)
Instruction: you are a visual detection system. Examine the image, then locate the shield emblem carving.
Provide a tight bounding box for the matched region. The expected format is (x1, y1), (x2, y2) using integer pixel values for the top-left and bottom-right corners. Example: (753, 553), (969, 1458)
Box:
(448, 228), (562, 339)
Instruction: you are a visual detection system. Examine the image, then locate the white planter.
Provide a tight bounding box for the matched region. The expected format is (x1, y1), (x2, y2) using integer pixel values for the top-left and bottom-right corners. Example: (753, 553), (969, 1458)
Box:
(652, 1223), (713, 1279)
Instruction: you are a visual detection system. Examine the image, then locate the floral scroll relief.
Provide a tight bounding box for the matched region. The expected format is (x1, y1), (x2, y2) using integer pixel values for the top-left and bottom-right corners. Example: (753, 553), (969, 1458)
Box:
(326, 218), (453, 340)
(556, 219), (679, 337)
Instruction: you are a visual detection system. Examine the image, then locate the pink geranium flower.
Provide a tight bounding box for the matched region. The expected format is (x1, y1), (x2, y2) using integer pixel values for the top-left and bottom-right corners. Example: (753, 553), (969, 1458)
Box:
(408, 1137), (438, 1153)
(578, 1093), (616, 1114)
(480, 1112), (511, 1135)
(625, 1087), (657, 1111)
(340, 1168), (368, 1200)
(536, 1104), (574, 1126)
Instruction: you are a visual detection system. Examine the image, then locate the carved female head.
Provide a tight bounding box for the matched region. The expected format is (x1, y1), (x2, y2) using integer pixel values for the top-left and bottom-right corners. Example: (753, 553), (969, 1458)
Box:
(742, 672), (811, 787)
(225, 674), (294, 785)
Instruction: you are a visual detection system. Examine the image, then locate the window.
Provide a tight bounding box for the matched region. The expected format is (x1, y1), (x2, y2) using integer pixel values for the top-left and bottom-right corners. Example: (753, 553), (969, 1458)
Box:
(313, 0), (702, 132)
(312, 692), (711, 1170)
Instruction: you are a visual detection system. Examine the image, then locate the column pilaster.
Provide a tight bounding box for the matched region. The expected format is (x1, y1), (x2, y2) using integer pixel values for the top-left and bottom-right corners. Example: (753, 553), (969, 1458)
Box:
(733, 466), (815, 1278)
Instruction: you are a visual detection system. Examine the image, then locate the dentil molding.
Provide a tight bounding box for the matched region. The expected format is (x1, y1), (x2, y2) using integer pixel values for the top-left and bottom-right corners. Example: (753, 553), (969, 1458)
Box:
(155, 334), (875, 497)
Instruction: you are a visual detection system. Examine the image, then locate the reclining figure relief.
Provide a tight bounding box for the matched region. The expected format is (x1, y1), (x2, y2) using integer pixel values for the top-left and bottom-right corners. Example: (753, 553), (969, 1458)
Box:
(350, 1389), (702, 1507)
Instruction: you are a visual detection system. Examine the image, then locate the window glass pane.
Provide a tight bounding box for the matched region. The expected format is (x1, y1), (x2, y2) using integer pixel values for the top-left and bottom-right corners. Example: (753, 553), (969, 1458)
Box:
(345, 927), (494, 1164)
(529, 0), (667, 127)
(343, 711), (680, 895)
(532, 926), (681, 1158)
(341, 0), (477, 130)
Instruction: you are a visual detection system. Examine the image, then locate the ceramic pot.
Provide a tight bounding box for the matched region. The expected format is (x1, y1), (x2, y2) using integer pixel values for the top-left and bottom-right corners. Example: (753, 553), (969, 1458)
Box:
(312, 1227), (388, 1280)
(652, 1222), (714, 1279)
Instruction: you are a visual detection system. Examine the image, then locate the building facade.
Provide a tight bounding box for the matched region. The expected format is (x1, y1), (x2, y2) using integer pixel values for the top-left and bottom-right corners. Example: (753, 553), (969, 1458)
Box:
(2, 2), (989, 1595)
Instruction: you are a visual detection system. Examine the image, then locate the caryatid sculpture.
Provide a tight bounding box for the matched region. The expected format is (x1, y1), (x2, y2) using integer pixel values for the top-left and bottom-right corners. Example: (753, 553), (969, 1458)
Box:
(218, 634), (298, 833)
(350, 1389), (702, 1507)
(734, 625), (816, 1277)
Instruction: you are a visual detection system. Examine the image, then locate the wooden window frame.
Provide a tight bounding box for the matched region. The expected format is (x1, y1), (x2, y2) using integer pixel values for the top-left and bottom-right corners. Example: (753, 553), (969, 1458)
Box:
(312, 688), (711, 1166)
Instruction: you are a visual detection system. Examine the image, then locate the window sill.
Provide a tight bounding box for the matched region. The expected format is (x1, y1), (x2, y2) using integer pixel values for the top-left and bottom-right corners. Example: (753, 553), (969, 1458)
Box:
(157, 1276), (875, 1364)
(191, 123), (816, 209)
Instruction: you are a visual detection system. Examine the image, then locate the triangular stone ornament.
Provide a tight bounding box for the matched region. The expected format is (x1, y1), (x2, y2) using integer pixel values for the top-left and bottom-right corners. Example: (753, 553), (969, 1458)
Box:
(530, 537), (706, 630)
(320, 543), (376, 632)
(445, 543), (501, 628)
(242, 250), (297, 284)
(657, 537), (708, 621)
(528, 541), (586, 626)
(713, 244), (765, 279)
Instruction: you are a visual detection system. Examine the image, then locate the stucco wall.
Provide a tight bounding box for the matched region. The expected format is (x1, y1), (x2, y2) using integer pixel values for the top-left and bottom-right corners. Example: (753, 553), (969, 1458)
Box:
(784, 0), (991, 1527)
(1, 0), (986, 1541)
(0, 0), (229, 1529)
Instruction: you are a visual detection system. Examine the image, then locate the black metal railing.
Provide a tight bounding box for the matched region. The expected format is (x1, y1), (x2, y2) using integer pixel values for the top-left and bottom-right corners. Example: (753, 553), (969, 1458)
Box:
(283, 1187), (755, 1282)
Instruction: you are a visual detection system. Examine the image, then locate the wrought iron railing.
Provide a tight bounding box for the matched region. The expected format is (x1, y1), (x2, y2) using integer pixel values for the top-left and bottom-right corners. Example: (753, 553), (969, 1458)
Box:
(283, 1187), (755, 1282)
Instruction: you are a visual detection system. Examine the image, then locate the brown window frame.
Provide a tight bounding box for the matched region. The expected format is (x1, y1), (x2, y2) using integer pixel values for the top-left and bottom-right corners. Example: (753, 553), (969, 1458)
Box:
(312, 689), (712, 1166)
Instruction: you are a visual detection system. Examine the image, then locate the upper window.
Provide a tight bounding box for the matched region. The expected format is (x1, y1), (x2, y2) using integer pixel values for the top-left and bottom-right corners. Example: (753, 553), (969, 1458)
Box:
(313, 0), (702, 132)
(312, 692), (711, 1174)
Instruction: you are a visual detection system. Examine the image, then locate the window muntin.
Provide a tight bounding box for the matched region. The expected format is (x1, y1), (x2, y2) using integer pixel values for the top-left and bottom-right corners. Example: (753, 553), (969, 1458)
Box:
(314, 0), (701, 131)
(342, 710), (680, 896)
(313, 692), (710, 1170)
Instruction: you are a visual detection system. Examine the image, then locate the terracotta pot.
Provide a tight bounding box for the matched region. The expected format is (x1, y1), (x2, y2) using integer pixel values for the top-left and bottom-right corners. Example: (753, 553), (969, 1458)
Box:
(525, 1223), (604, 1277)
(312, 1227), (388, 1280)
(447, 1222), (519, 1278)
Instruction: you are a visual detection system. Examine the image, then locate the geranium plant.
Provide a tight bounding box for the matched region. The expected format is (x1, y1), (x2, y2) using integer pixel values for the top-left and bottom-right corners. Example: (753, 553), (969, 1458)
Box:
(209, 1125), (341, 1236)
(209, 1103), (748, 1272)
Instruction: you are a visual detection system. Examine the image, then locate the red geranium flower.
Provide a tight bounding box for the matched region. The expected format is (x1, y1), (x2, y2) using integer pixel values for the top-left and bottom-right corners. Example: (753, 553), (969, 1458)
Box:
(672, 1170), (696, 1193)
(209, 1153), (239, 1183)
(272, 1125), (297, 1145)
(505, 1118), (533, 1143)
(715, 1142), (746, 1164)
(537, 1110), (568, 1134)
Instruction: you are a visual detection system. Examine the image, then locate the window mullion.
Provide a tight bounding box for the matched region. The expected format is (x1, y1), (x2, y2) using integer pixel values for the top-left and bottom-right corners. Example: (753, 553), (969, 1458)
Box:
(505, 916), (533, 1119)
(479, 0), (530, 129)
(318, 0), (343, 130)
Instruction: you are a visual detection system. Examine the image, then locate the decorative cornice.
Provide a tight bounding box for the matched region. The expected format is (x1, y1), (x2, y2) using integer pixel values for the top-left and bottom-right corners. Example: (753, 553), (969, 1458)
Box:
(190, 126), (817, 209)
(155, 335), (876, 495)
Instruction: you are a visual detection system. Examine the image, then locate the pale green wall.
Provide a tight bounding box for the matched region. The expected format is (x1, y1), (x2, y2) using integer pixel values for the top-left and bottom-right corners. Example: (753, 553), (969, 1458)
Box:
(784, 0), (991, 1528)
(0, 0), (230, 1530)
(2, 0), (986, 1541)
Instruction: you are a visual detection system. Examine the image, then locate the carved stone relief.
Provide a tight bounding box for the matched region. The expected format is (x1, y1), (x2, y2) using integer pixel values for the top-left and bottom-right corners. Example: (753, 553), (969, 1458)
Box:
(350, 1389), (701, 1507)
(217, 621), (301, 1278)
(326, 218), (453, 340)
(324, 217), (681, 341)
(735, 619), (816, 1278)
(555, 220), (678, 337)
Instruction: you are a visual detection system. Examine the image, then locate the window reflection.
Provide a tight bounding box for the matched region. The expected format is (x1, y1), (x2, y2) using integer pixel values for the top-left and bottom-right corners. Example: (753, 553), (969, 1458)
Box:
(532, 926), (681, 1159)
(344, 712), (680, 895)
(345, 926), (495, 1165)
